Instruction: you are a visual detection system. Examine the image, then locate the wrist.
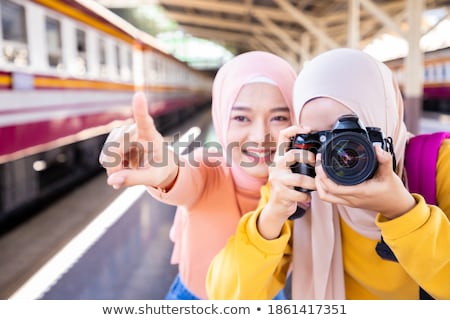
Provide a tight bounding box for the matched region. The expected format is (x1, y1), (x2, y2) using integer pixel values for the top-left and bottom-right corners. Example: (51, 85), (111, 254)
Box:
(257, 203), (290, 240)
(381, 193), (417, 220)
(155, 148), (179, 191)
(158, 164), (179, 191)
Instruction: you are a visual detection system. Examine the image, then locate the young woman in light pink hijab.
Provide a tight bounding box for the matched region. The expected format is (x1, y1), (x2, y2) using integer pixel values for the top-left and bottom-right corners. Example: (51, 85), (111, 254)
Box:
(206, 48), (450, 299)
(100, 51), (297, 299)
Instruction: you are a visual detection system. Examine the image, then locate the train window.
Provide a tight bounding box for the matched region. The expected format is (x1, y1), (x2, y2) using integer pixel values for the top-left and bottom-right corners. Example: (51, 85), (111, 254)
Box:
(146, 52), (159, 83)
(435, 64), (444, 83)
(76, 28), (87, 75)
(430, 64), (438, 83)
(147, 53), (157, 82)
(445, 63), (450, 81)
(424, 66), (432, 82)
(125, 48), (132, 80)
(117, 45), (131, 81)
(45, 16), (62, 70)
(160, 58), (167, 83)
(442, 64), (446, 82)
(98, 38), (107, 78)
(0, 0), (28, 66)
(115, 44), (121, 76)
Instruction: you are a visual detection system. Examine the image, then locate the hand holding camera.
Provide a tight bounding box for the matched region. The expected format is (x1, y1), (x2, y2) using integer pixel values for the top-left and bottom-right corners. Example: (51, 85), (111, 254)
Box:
(289, 114), (395, 192)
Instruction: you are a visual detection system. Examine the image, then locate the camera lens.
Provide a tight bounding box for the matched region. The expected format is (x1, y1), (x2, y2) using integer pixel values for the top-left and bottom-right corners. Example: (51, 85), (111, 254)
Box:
(336, 148), (359, 168)
(321, 132), (377, 185)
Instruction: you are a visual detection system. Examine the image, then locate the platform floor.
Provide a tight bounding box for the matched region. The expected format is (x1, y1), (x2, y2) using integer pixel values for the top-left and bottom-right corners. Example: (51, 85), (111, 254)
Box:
(40, 186), (178, 299)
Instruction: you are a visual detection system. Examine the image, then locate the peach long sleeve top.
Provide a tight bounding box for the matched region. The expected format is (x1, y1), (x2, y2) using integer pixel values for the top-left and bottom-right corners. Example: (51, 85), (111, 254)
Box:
(148, 148), (262, 299)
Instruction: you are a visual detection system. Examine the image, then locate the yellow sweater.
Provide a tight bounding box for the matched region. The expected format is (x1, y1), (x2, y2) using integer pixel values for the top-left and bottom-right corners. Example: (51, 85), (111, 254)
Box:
(206, 140), (450, 300)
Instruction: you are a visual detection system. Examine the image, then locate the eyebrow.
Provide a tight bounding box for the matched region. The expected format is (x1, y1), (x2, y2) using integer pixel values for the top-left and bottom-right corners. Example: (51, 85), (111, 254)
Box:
(231, 106), (290, 112)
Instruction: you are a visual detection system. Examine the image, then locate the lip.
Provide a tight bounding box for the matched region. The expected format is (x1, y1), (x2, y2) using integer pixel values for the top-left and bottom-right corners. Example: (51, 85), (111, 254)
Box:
(242, 148), (275, 163)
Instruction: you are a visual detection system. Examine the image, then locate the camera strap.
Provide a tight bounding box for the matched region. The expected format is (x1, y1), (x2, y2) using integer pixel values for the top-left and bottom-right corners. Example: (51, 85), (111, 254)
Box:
(384, 136), (396, 172)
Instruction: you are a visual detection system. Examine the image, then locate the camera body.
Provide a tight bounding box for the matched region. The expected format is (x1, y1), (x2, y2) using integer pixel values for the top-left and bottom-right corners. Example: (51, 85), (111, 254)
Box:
(289, 114), (393, 192)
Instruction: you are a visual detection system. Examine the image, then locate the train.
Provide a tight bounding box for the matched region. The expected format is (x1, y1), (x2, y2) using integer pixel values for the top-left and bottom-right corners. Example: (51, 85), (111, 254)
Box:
(385, 46), (450, 113)
(0, 0), (213, 233)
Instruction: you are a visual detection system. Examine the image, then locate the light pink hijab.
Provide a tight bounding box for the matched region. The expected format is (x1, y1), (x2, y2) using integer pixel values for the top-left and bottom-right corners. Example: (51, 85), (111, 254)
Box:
(211, 50), (297, 191)
(291, 48), (408, 299)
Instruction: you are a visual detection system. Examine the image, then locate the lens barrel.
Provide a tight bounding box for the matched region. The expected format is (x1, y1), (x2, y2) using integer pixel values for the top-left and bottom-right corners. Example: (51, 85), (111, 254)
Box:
(321, 131), (377, 185)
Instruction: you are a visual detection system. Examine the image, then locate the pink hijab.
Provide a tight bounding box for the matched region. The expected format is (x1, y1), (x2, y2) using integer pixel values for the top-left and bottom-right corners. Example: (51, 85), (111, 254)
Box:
(211, 51), (297, 191)
(291, 48), (408, 299)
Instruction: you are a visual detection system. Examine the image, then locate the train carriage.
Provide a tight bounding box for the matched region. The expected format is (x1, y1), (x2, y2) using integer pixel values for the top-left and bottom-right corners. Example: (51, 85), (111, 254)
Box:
(0, 0), (212, 231)
(385, 46), (450, 113)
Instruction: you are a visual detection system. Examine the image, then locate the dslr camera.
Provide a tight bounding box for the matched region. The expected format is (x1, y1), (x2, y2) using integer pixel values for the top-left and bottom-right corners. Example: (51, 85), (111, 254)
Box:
(289, 114), (395, 192)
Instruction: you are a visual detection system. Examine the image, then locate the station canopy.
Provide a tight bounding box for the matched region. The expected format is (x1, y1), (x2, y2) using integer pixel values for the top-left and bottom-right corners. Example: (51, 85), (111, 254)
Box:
(99, 0), (450, 68)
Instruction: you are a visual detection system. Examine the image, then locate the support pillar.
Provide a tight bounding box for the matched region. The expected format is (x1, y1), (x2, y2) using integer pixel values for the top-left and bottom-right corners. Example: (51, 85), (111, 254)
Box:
(347, 0), (360, 48)
(404, 0), (424, 134)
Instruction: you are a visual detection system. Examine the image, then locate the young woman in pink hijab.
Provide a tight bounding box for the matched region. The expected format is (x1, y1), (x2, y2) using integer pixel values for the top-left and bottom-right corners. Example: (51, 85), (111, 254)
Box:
(101, 51), (297, 299)
(206, 48), (450, 299)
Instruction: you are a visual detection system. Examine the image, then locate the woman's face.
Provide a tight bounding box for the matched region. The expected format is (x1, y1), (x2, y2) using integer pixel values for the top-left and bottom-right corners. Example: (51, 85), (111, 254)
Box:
(299, 97), (353, 131)
(226, 82), (291, 178)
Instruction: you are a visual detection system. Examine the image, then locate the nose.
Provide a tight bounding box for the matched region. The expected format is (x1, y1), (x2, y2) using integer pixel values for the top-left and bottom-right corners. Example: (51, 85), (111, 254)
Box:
(248, 119), (269, 144)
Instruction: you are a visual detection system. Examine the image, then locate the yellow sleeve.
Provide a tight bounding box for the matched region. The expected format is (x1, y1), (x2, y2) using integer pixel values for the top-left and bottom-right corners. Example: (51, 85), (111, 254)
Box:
(206, 184), (293, 300)
(376, 142), (450, 299)
(377, 139), (450, 299)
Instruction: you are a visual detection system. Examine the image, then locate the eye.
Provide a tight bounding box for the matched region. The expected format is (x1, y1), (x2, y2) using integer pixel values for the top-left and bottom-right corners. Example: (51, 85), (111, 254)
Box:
(232, 115), (250, 122)
(271, 115), (289, 122)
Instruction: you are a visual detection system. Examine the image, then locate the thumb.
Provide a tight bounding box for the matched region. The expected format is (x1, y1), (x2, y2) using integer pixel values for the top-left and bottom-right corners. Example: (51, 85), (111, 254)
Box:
(132, 92), (161, 141)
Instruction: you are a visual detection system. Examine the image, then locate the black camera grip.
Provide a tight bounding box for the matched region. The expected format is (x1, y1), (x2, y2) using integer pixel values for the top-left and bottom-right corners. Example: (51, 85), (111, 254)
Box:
(288, 205), (306, 220)
(290, 162), (315, 193)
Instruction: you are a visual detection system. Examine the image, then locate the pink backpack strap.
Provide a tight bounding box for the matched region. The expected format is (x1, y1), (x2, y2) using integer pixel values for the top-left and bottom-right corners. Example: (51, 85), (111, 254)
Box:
(405, 131), (450, 205)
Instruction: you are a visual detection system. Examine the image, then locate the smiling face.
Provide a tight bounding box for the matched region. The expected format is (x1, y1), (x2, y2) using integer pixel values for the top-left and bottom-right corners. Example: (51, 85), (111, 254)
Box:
(226, 82), (291, 178)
